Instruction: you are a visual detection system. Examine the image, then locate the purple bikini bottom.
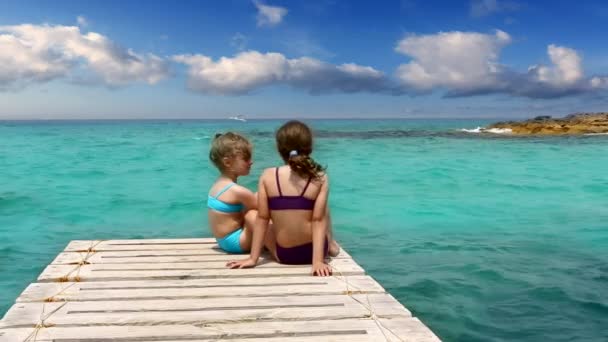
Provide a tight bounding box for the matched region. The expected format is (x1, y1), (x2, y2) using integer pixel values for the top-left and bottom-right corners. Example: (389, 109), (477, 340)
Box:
(276, 239), (329, 265)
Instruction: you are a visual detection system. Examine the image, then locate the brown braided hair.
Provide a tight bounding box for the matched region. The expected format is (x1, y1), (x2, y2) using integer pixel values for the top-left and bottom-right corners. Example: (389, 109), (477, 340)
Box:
(209, 132), (252, 172)
(275, 120), (325, 180)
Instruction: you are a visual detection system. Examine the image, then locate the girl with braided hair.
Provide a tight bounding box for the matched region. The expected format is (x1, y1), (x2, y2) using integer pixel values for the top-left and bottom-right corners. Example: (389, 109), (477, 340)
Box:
(227, 120), (340, 276)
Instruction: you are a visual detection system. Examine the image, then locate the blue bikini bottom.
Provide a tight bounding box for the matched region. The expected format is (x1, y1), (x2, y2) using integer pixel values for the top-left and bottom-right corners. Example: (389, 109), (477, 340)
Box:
(216, 228), (245, 253)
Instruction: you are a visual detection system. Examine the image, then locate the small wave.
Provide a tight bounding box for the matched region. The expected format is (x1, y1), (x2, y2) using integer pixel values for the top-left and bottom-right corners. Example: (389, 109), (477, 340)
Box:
(0, 192), (34, 209)
(192, 135), (210, 140)
(460, 127), (513, 134)
(168, 200), (201, 211)
(584, 132), (608, 136)
(460, 127), (483, 133)
(487, 128), (513, 134)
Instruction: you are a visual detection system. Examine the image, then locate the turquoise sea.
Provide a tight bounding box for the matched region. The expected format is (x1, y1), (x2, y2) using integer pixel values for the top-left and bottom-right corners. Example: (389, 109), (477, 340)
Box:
(1, 119), (607, 341)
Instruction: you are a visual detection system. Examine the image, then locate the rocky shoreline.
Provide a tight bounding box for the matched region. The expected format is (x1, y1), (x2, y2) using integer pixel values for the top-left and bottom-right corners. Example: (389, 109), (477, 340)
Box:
(486, 113), (608, 135)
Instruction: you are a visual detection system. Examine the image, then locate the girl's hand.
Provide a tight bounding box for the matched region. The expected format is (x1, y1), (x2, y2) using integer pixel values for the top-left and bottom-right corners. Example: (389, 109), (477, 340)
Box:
(226, 258), (257, 269)
(311, 262), (332, 277)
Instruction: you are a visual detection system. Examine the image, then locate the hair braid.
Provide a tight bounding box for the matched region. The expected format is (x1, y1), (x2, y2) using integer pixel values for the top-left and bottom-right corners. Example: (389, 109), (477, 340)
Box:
(288, 154), (325, 180)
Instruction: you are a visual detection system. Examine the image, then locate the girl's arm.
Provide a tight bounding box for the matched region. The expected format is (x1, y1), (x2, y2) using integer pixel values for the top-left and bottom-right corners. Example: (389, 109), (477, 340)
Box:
(235, 185), (257, 211)
(247, 173), (270, 263)
(227, 170), (270, 268)
(311, 175), (331, 277)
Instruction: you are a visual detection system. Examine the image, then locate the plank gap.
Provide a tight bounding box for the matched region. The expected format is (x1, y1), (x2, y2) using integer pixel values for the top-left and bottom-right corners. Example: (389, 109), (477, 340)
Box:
(81, 282), (326, 290)
(31, 291), (382, 301)
(67, 303), (344, 314)
(100, 255), (232, 258)
(89, 266), (305, 271)
(42, 274), (361, 281)
(77, 249), (222, 252)
(51, 329), (368, 341)
(108, 243), (216, 246)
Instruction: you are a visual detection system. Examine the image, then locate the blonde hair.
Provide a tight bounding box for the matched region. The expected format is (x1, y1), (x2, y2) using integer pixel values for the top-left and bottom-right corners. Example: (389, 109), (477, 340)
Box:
(209, 132), (252, 171)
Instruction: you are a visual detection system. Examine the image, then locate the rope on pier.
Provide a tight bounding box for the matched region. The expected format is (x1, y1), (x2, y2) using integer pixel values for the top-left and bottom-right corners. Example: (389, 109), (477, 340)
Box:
(22, 302), (66, 342)
(57, 240), (103, 282)
(331, 265), (405, 342)
(21, 240), (104, 341)
(42, 282), (77, 302)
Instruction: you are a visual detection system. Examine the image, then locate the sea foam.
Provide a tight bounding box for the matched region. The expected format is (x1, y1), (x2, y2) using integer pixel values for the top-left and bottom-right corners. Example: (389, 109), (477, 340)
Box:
(460, 127), (513, 134)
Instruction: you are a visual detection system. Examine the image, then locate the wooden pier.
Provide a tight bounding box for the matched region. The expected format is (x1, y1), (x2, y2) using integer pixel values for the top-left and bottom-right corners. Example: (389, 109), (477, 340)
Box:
(0, 238), (440, 341)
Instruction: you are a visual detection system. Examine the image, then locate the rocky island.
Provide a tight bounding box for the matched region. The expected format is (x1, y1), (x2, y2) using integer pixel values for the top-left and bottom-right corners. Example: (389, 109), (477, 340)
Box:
(486, 112), (608, 135)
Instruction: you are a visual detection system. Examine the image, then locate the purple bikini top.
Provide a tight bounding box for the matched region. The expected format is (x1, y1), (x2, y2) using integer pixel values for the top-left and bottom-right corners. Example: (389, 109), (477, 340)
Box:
(268, 168), (315, 210)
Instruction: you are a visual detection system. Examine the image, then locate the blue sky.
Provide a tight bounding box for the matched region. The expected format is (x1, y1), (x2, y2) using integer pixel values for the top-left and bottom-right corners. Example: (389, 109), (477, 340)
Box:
(1, 0), (607, 119)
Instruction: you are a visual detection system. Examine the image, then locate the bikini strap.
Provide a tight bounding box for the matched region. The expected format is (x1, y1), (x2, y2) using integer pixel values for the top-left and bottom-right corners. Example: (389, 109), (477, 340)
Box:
(213, 182), (235, 199)
(300, 177), (312, 196)
(275, 167), (283, 196)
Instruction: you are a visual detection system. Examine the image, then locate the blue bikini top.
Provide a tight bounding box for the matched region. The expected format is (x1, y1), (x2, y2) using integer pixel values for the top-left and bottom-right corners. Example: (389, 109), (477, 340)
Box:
(207, 183), (243, 213)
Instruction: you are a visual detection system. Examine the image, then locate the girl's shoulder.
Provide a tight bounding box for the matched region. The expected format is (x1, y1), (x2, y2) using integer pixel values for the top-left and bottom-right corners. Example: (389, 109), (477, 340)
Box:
(260, 166), (283, 177)
(261, 166), (328, 181)
(230, 183), (253, 195)
(209, 181), (254, 201)
(258, 167), (275, 185)
(208, 180), (232, 196)
(315, 172), (329, 186)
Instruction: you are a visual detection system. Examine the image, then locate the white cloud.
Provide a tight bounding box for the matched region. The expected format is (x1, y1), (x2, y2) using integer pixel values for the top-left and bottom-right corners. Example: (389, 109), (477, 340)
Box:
(590, 76), (608, 89)
(173, 51), (390, 95)
(2, 21), (606, 101)
(76, 15), (88, 27)
(394, 30), (606, 98)
(527, 45), (583, 86)
(254, 1), (288, 27)
(173, 52), (286, 94)
(395, 30), (511, 92)
(0, 24), (170, 89)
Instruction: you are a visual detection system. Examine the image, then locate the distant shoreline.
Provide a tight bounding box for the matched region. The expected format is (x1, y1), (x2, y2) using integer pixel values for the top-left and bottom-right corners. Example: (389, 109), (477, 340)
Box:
(487, 113), (608, 135)
(0, 117), (534, 122)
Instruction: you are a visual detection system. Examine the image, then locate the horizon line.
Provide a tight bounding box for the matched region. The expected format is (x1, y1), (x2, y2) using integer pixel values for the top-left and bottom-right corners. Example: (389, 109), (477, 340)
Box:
(0, 116), (539, 121)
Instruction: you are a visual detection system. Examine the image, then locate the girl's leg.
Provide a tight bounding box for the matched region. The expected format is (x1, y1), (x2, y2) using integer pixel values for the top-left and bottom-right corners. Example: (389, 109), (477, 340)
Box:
(239, 210), (257, 252)
(263, 223), (278, 261)
(241, 210), (278, 261)
(324, 210), (341, 257)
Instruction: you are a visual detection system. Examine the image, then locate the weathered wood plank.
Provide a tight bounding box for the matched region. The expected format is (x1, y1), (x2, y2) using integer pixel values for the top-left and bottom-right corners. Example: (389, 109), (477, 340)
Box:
(62, 239), (352, 257)
(0, 317), (440, 341)
(18, 276), (383, 302)
(51, 249), (351, 265)
(0, 335), (405, 342)
(46, 258), (356, 270)
(1, 294), (410, 328)
(37, 258), (364, 282)
(67, 238), (216, 247)
(0, 238), (439, 341)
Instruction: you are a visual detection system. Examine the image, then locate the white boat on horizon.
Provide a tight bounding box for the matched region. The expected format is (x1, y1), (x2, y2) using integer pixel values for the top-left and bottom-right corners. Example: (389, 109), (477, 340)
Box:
(228, 115), (247, 122)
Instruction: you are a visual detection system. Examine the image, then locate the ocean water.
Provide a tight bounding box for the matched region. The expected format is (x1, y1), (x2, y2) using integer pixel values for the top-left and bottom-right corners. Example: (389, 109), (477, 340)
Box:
(1, 119), (607, 342)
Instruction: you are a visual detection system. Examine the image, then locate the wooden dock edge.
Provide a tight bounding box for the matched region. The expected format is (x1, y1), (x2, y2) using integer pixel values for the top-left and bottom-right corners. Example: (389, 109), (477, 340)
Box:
(0, 238), (441, 341)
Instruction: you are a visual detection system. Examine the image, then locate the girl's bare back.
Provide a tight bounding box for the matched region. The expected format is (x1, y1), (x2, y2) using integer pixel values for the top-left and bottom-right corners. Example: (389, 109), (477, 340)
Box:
(262, 165), (323, 247)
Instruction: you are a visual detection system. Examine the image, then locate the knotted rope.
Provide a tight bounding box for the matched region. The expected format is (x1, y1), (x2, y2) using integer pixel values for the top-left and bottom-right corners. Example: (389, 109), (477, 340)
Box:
(22, 240), (104, 341)
(22, 302), (66, 342)
(331, 263), (405, 342)
(57, 240), (103, 282)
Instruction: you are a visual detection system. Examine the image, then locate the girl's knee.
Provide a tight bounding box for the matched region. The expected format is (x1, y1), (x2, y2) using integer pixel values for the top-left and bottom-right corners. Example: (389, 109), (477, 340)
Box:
(243, 210), (257, 227)
(244, 209), (258, 220)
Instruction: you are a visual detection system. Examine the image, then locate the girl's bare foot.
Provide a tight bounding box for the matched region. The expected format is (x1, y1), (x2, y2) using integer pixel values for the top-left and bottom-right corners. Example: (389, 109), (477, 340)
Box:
(328, 240), (340, 257)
